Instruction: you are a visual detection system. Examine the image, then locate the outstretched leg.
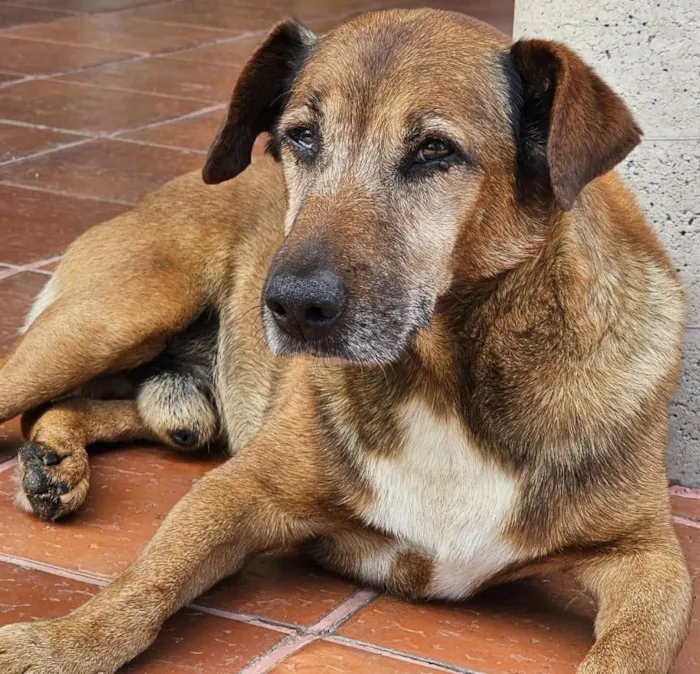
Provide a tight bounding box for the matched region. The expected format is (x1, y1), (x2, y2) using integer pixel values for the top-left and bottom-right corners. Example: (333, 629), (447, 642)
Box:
(0, 414), (330, 674)
(575, 525), (692, 674)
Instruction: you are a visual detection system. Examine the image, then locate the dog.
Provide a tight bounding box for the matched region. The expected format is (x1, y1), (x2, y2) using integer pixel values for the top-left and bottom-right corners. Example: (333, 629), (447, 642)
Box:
(0, 8), (692, 674)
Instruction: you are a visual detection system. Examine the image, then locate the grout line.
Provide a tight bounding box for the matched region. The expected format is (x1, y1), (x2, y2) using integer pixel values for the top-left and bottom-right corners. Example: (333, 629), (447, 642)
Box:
(0, 137), (94, 167)
(17, 254), (63, 272)
(0, 52), (145, 90)
(0, 268), (21, 281)
(0, 117), (91, 136)
(0, 458), (17, 473)
(50, 76), (224, 104)
(307, 588), (378, 635)
(327, 635), (485, 674)
(188, 604), (297, 635)
(109, 136), (206, 155)
(673, 515), (700, 529)
(0, 553), (336, 638)
(0, 102), (222, 169)
(0, 180), (134, 205)
(239, 633), (317, 674)
(670, 485), (700, 500)
(0, 553), (110, 585)
(105, 101), (224, 136)
(0, 255), (62, 277)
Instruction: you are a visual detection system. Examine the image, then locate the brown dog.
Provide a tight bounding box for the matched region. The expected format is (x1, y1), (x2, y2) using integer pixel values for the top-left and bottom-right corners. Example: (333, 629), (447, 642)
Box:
(0, 8), (692, 674)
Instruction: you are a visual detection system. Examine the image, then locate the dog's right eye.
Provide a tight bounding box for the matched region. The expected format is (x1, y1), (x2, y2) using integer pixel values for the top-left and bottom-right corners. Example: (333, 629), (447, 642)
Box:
(286, 126), (317, 154)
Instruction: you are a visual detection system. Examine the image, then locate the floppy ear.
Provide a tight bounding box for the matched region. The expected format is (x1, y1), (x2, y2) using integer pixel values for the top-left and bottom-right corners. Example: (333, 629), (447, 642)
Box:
(202, 18), (316, 185)
(509, 39), (642, 210)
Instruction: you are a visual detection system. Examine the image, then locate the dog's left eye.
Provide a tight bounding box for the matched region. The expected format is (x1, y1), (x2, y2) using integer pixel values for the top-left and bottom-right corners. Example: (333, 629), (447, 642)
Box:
(415, 139), (452, 164)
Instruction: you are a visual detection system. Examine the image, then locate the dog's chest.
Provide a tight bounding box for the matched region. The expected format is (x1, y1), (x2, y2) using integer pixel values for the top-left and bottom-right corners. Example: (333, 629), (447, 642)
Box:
(358, 400), (520, 597)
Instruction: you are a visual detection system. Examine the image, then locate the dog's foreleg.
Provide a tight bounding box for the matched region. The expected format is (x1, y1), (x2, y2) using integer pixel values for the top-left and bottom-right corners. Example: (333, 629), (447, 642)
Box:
(0, 427), (325, 674)
(575, 526), (692, 674)
(15, 398), (159, 520)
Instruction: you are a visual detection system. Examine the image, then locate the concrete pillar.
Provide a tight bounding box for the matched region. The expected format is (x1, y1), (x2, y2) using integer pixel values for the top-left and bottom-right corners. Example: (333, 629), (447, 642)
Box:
(514, 0), (699, 485)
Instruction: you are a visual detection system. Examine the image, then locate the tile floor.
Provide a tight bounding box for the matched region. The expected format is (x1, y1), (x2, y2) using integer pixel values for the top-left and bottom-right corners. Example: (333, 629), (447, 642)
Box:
(0, 0), (697, 672)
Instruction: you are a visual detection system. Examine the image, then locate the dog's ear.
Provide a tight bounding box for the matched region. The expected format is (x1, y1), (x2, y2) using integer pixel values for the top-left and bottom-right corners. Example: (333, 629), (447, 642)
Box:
(508, 39), (642, 210)
(202, 18), (316, 185)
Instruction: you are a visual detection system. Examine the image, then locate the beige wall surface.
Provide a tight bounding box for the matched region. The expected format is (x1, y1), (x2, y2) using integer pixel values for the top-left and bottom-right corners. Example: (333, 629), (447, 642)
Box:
(514, 0), (699, 485)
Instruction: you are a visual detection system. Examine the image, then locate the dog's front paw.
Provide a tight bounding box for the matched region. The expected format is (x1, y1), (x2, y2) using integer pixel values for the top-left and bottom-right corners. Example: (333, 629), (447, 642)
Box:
(0, 621), (67, 674)
(15, 441), (90, 520)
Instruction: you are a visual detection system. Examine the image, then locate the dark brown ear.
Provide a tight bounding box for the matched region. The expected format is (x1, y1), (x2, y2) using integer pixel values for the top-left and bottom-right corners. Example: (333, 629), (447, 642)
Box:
(202, 19), (316, 185)
(509, 39), (642, 210)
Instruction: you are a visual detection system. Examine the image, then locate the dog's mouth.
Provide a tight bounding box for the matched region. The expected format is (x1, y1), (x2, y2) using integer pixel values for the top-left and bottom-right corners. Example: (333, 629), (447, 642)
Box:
(261, 301), (433, 366)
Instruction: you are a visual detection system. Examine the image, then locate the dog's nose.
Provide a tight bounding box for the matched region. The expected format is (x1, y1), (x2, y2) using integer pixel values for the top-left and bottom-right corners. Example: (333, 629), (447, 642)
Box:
(264, 269), (346, 340)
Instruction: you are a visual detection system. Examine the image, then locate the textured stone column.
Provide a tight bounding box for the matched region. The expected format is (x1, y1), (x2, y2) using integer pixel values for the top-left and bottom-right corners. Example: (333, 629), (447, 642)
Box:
(514, 0), (700, 485)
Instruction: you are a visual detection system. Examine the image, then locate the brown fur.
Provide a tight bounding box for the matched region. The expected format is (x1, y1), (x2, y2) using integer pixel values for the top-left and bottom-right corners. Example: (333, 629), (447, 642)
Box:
(0, 9), (691, 674)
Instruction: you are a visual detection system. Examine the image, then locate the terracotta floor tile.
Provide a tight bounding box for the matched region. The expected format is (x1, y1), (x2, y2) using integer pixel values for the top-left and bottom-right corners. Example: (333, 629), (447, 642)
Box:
(120, 107), (225, 151)
(0, 445), (225, 576)
(338, 523), (699, 674)
(0, 35), (129, 76)
(0, 121), (86, 163)
(162, 20), (343, 70)
(165, 34), (263, 67)
(0, 138), (203, 203)
(0, 79), (207, 134)
(675, 523), (700, 673)
(672, 492), (700, 522)
(125, 609), (284, 673)
(0, 562), (98, 623)
(4, 14), (232, 55)
(0, 184), (126, 264)
(271, 640), (444, 673)
(339, 579), (596, 673)
(59, 56), (240, 102)
(0, 562), (283, 672)
(200, 551), (356, 626)
(0, 271), (50, 350)
(122, 0), (390, 32)
(0, 417), (23, 464)
(0, 4), (68, 29)
(14, 0), (165, 13)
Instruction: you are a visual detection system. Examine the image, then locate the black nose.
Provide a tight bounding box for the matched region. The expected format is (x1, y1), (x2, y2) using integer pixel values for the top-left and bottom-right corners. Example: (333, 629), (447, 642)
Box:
(264, 269), (346, 340)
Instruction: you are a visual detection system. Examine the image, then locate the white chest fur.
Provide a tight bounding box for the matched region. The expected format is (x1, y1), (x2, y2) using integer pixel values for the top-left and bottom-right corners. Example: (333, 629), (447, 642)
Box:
(359, 399), (520, 598)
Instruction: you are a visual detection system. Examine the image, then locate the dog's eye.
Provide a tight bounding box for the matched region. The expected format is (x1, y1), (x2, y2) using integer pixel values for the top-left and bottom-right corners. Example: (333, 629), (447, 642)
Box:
(415, 139), (452, 164)
(287, 126), (317, 152)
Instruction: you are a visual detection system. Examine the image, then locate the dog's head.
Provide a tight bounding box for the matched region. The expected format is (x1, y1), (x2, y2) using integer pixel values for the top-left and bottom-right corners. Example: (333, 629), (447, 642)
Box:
(203, 9), (641, 364)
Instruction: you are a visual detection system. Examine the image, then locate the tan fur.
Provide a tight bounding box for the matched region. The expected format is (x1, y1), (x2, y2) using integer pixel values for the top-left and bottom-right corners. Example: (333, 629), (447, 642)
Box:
(0, 9), (691, 674)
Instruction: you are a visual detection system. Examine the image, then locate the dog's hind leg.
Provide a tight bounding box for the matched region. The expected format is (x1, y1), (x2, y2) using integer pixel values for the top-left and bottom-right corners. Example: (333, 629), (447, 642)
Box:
(0, 199), (220, 425)
(574, 525), (692, 674)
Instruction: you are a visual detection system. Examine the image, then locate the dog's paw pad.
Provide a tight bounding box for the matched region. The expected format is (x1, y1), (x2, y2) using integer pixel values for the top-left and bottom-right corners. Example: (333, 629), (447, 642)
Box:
(16, 441), (88, 521)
